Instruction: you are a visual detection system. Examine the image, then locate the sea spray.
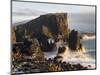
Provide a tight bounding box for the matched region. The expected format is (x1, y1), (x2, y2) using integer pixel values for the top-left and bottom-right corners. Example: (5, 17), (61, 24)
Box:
(82, 35), (95, 40)
(44, 45), (95, 69)
(44, 37), (95, 69)
(61, 46), (95, 69)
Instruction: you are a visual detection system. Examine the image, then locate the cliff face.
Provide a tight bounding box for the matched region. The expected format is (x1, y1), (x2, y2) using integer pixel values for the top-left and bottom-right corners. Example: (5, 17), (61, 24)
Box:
(13, 13), (68, 51)
(15, 13), (68, 40)
(40, 13), (68, 37)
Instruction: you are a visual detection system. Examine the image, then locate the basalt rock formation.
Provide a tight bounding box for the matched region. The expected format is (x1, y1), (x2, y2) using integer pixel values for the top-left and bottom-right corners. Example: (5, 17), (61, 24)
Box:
(68, 30), (81, 51)
(13, 13), (68, 51)
(12, 13), (87, 74)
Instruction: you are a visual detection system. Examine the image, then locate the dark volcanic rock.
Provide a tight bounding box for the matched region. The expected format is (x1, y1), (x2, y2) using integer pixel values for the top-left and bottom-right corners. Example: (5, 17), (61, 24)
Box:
(68, 30), (81, 50)
(58, 46), (66, 54)
(54, 56), (63, 62)
(12, 55), (89, 74)
(13, 13), (68, 51)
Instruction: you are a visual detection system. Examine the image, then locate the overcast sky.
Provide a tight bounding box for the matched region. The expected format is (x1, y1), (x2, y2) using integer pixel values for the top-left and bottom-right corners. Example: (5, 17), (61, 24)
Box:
(12, 1), (96, 33)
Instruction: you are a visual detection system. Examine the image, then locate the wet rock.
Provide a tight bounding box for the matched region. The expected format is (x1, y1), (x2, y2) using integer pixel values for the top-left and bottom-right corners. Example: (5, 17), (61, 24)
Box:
(68, 30), (81, 51)
(12, 55), (89, 74)
(58, 46), (66, 54)
(54, 56), (63, 63)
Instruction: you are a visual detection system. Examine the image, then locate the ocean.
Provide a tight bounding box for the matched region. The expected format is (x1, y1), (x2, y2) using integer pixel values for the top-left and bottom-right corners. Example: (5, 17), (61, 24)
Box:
(44, 36), (96, 69)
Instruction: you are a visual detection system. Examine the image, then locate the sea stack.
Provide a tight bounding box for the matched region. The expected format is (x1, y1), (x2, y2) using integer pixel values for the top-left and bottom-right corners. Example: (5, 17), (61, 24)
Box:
(68, 30), (81, 51)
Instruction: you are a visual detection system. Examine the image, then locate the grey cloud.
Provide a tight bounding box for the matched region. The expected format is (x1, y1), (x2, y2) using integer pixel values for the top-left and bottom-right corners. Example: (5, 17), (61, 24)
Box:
(13, 8), (46, 16)
(68, 12), (95, 33)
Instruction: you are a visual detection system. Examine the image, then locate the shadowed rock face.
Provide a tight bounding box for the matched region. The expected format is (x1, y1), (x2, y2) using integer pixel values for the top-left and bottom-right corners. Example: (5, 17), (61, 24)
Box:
(40, 13), (68, 37)
(13, 13), (68, 51)
(68, 30), (81, 50)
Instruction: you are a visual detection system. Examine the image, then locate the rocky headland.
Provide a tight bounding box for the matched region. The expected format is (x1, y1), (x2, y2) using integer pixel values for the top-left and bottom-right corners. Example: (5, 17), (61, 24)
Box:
(12, 13), (90, 74)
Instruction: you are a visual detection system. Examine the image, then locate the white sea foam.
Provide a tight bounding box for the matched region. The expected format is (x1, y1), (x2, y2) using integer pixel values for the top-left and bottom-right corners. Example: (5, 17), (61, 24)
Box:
(82, 35), (95, 40)
(44, 39), (96, 69)
(44, 45), (95, 69)
(61, 46), (95, 69)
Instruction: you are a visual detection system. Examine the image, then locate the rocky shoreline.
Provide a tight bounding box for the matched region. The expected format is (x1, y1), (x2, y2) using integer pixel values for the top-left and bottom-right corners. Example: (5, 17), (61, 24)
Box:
(12, 54), (90, 75)
(11, 13), (94, 74)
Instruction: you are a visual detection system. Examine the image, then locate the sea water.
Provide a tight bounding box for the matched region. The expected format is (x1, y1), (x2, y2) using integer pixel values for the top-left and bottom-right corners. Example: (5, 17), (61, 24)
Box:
(44, 36), (96, 69)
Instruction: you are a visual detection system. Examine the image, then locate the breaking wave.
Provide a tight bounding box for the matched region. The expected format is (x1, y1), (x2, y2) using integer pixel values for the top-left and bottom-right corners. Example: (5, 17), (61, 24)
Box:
(44, 38), (96, 69)
(44, 45), (95, 69)
(61, 46), (95, 69)
(82, 35), (95, 40)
